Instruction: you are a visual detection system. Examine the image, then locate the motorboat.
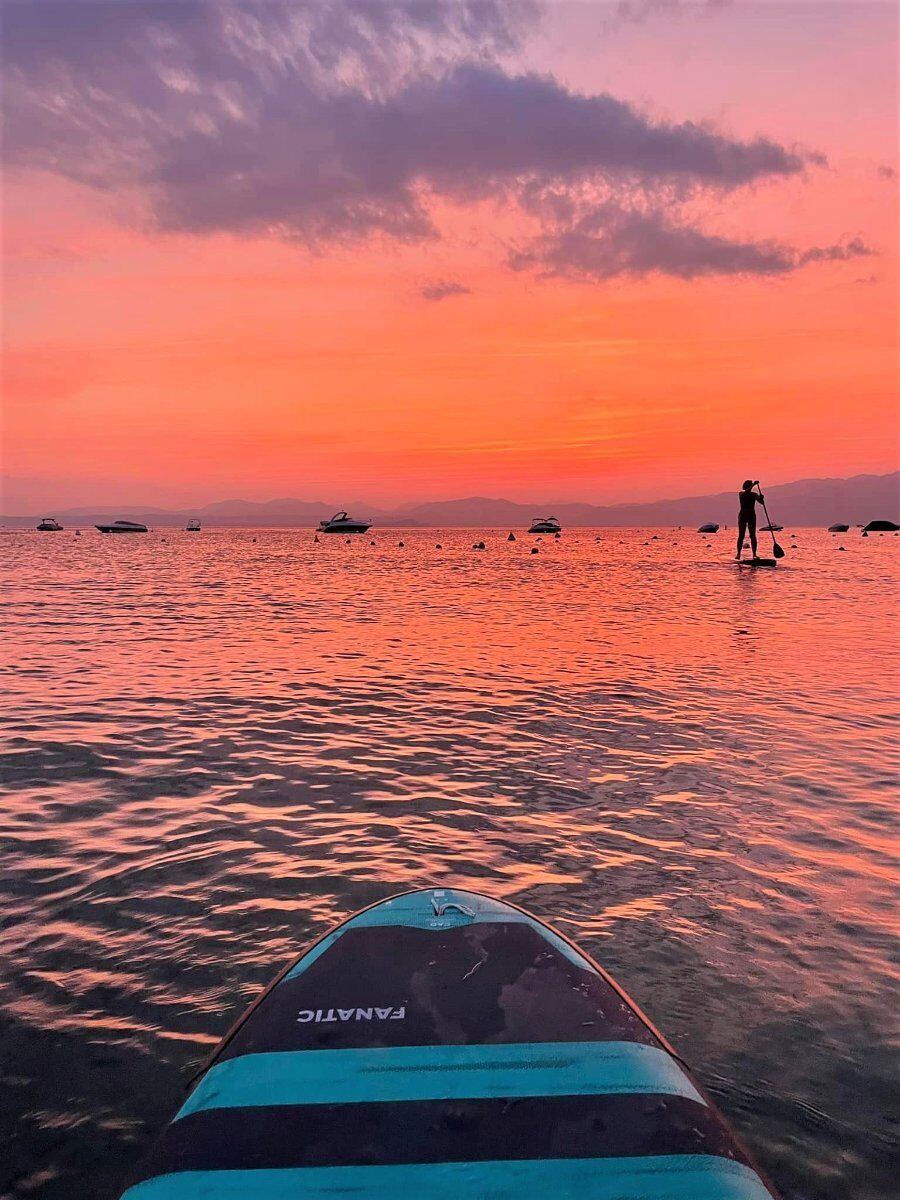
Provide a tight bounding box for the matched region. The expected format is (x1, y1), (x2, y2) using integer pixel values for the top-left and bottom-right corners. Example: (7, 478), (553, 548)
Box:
(828, 523), (849, 533)
(528, 516), (562, 534)
(318, 511), (371, 534)
(95, 520), (148, 533)
(185, 519), (201, 532)
(862, 519), (900, 532)
(37, 517), (63, 531)
(697, 522), (720, 533)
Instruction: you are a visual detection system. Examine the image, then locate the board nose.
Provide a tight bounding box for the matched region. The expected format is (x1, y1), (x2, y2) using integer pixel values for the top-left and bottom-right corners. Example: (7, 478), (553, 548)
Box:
(429, 889), (477, 922)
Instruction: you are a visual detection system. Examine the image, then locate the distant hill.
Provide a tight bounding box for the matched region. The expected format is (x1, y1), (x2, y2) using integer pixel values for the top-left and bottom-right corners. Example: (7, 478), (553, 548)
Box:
(393, 473), (900, 528)
(3, 472), (897, 529)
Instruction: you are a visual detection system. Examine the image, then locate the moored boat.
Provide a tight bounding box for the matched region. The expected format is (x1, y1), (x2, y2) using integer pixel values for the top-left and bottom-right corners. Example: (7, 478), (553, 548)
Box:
(185, 519), (201, 532)
(528, 516), (561, 534)
(698, 522), (720, 533)
(95, 520), (148, 534)
(827, 523), (849, 533)
(318, 511), (372, 534)
(37, 517), (63, 531)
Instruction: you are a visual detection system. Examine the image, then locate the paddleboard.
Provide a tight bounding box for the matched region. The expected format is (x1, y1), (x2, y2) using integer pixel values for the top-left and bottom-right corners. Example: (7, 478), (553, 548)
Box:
(736, 558), (777, 568)
(120, 888), (778, 1199)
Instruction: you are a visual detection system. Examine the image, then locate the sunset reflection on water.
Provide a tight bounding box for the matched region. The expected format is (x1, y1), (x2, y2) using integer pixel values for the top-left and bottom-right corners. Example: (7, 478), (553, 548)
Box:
(1, 526), (898, 1199)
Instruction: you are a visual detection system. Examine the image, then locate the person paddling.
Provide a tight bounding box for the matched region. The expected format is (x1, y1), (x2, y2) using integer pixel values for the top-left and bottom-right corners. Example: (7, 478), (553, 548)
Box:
(736, 479), (764, 560)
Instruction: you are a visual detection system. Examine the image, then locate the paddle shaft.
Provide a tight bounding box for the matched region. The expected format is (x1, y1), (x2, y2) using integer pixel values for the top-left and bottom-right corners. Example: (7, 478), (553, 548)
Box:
(755, 484), (784, 557)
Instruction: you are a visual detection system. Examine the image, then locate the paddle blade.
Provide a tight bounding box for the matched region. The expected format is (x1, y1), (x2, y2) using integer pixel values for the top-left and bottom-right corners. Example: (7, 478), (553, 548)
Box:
(772, 541), (785, 558)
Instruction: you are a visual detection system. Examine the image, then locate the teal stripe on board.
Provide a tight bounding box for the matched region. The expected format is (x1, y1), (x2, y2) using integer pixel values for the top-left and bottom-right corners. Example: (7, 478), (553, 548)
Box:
(175, 1040), (703, 1119)
(284, 889), (594, 979)
(120, 1155), (774, 1200)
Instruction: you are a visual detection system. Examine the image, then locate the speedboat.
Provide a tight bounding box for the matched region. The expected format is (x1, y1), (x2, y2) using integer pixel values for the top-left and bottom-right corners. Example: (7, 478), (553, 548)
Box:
(697, 522), (720, 533)
(862, 519), (900, 532)
(318, 511), (371, 534)
(828, 523), (849, 533)
(528, 516), (562, 534)
(185, 519), (201, 532)
(95, 520), (148, 533)
(37, 517), (63, 531)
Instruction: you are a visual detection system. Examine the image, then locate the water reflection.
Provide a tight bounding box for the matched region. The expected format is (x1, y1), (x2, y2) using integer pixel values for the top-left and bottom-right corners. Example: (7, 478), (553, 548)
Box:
(1, 527), (897, 1198)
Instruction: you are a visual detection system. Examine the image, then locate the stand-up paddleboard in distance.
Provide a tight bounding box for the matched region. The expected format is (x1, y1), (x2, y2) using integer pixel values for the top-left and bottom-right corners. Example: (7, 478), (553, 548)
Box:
(119, 888), (778, 1199)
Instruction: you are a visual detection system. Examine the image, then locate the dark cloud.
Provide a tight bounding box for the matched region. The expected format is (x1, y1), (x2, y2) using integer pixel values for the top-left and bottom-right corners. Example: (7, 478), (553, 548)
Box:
(509, 204), (874, 281)
(421, 279), (471, 300)
(797, 237), (874, 267)
(2, 0), (846, 282)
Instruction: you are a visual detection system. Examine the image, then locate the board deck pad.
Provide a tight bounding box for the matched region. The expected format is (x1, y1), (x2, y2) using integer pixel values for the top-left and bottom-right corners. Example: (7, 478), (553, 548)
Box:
(121, 889), (777, 1199)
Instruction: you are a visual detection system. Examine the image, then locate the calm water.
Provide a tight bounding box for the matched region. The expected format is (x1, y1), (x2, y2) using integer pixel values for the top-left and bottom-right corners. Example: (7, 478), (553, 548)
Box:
(1, 527), (898, 1199)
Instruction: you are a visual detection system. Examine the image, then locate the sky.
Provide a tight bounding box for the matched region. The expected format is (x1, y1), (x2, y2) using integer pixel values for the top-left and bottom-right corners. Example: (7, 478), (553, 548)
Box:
(2, 0), (897, 513)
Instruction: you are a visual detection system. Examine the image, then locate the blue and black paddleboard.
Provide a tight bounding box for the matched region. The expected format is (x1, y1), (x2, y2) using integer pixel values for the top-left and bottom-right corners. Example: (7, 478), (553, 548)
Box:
(121, 888), (778, 1199)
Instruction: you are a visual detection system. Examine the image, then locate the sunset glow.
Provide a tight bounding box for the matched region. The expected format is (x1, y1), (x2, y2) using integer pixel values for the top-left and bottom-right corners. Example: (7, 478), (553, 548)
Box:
(2, 1), (897, 512)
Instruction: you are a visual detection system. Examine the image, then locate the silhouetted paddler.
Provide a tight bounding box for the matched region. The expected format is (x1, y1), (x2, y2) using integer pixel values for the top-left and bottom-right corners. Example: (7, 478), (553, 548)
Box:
(736, 480), (764, 560)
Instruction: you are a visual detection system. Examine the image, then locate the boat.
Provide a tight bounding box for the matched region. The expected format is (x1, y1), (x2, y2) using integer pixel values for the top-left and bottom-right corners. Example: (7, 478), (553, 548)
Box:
(119, 887), (779, 1200)
(95, 520), (148, 534)
(528, 516), (562, 534)
(185, 519), (201, 532)
(36, 517), (63, 531)
(318, 511), (371, 534)
(698, 522), (720, 533)
(828, 523), (849, 533)
(862, 519), (900, 533)
(761, 524), (783, 532)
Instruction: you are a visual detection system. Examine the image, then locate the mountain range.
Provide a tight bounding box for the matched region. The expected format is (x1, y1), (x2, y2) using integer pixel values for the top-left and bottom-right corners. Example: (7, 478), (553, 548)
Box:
(4, 472), (898, 529)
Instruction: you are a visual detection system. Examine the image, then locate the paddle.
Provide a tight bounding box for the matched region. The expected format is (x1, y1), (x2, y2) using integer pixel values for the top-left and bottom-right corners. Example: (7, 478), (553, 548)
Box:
(755, 482), (785, 558)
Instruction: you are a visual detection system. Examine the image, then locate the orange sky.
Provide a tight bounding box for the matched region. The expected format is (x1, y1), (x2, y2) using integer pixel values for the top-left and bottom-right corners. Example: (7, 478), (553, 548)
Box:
(2, 1), (897, 512)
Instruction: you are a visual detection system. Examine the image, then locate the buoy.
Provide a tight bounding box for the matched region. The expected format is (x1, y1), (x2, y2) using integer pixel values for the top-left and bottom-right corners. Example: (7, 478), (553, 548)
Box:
(838, 545), (845, 551)
(595, 536), (601, 542)
(345, 538), (351, 544)
(507, 532), (516, 541)
(554, 532), (561, 539)
(314, 534), (319, 543)
(398, 541), (404, 547)
(531, 547), (539, 554)
(435, 544), (442, 550)
(862, 531), (868, 538)
(370, 540), (376, 546)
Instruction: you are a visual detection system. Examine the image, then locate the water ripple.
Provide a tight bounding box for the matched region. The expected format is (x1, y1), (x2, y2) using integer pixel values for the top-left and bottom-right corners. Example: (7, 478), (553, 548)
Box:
(1, 527), (898, 1199)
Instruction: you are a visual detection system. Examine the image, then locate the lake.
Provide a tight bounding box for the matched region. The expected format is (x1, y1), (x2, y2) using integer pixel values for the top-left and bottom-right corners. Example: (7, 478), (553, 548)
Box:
(1, 526), (897, 1199)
